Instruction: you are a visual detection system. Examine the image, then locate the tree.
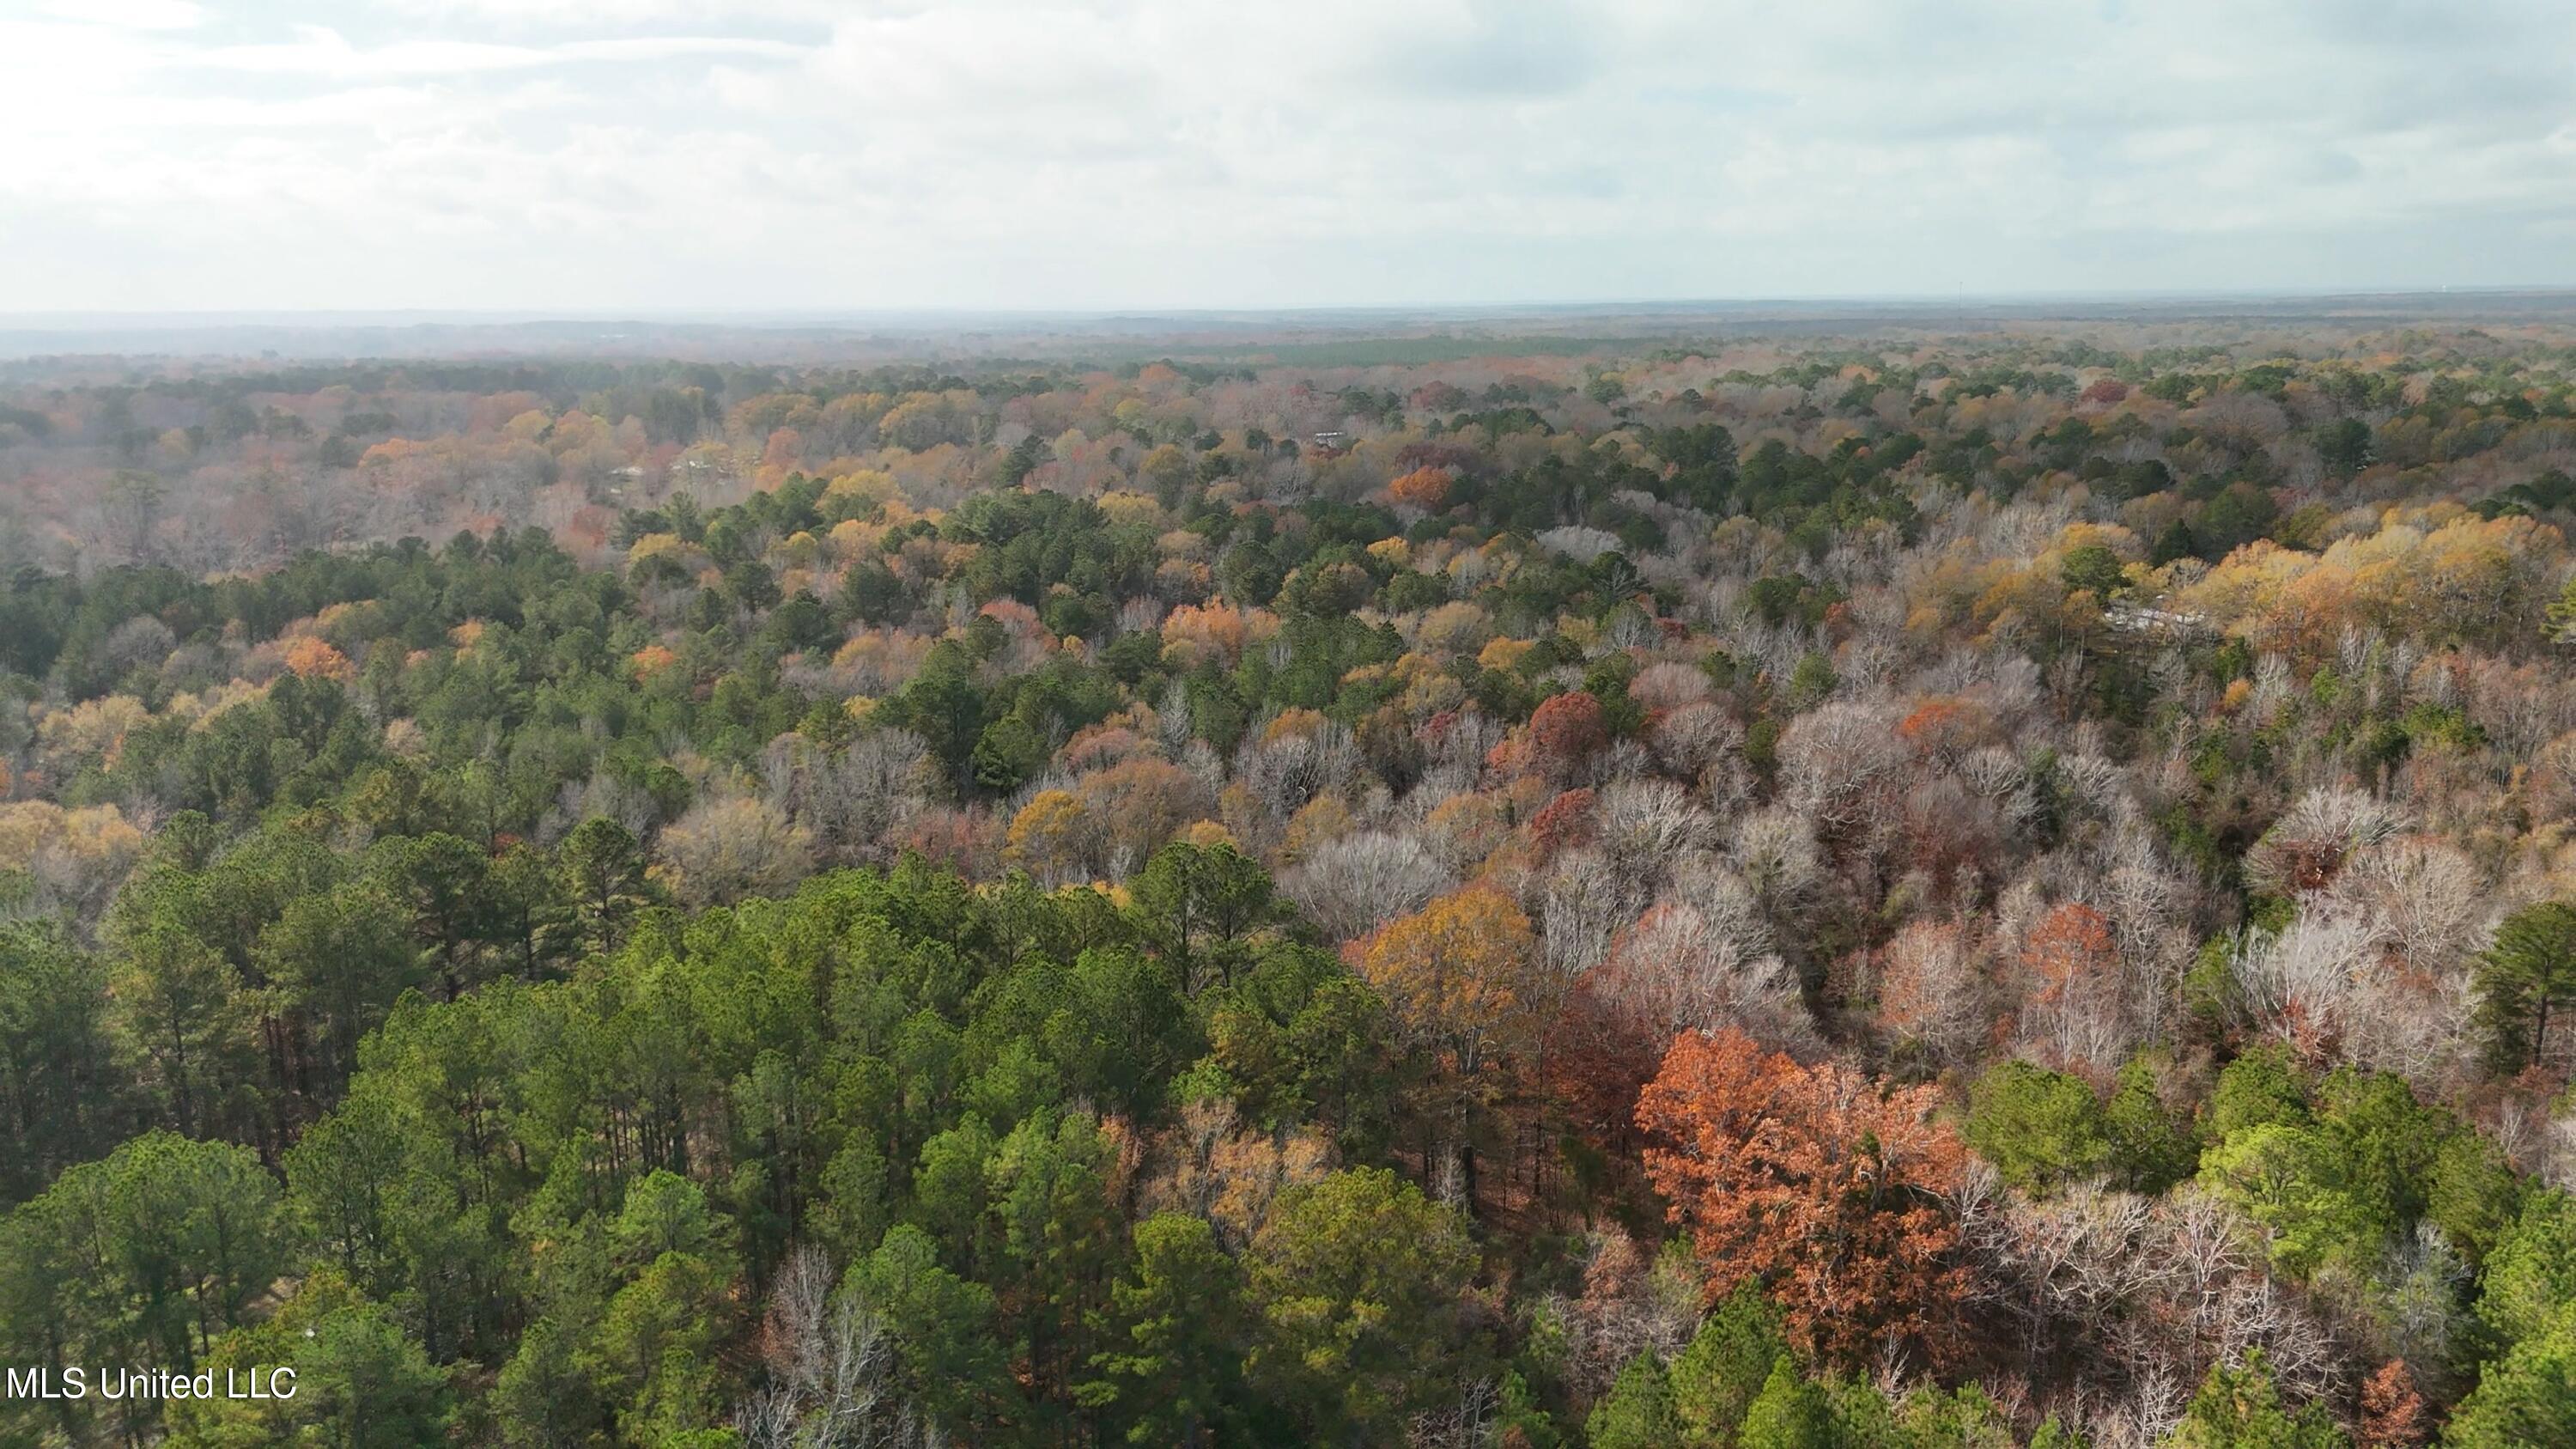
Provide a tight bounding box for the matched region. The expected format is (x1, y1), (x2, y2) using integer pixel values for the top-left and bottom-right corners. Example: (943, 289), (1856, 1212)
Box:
(1528, 690), (1608, 783)
(972, 711), (1050, 793)
(1205, 946), (1396, 1149)
(1588, 1350), (1683, 1449)
(256, 884), (418, 1087)
(1244, 1166), (1477, 1443)
(0, 922), (120, 1205)
(1129, 841), (1276, 993)
(164, 1269), (453, 1449)
(1005, 790), (1097, 887)
(1735, 1355), (1834, 1449)
(2161, 1350), (2348, 1448)
(2473, 900), (2576, 1074)
(1669, 1283), (1789, 1446)
(2477, 1188), (2576, 1348)
(483, 840), (562, 979)
(1076, 758), (1219, 867)
(2104, 1052), (2197, 1194)
(1388, 466), (1452, 512)
(983, 1111), (1122, 1416)
(1354, 887), (1538, 1208)
(592, 1249), (733, 1440)
(1895, 1382), (2020, 1447)
(106, 927), (252, 1139)
(1963, 1059), (2111, 1194)
(1636, 1028), (1971, 1366)
(382, 831), (496, 1001)
(2354, 1360), (2426, 1449)
(846, 1225), (1007, 1436)
(2317, 418), (2375, 479)
(1078, 1211), (1246, 1446)
(2195, 1068), (2441, 1281)
(2443, 1311), (2576, 1449)
(492, 1315), (607, 1449)
(555, 817), (655, 957)
(1, 1130), (288, 1385)
(2208, 1042), (2311, 1141)
(2061, 543), (2125, 599)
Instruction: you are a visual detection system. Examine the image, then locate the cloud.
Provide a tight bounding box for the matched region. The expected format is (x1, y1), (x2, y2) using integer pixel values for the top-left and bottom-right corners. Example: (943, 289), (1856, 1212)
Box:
(36, 0), (204, 29)
(369, 0), (840, 24)
(2, 0), (2572, 310)
(191, 26), (805, 76)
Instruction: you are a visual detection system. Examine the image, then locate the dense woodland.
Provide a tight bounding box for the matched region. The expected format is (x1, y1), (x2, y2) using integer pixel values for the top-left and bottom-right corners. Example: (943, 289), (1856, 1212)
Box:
(5, 322), (2576, 1446)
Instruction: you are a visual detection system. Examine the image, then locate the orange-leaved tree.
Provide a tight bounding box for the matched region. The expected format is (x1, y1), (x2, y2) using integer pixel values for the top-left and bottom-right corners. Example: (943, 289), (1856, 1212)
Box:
(1635, 1027), (1972, 1367)
(1387, 466), (1451, 512)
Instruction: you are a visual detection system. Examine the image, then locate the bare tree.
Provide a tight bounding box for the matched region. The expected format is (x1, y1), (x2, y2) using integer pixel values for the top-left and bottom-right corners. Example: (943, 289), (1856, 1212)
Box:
(736, 1245), (926, 1449)
(1958, 1178), (2352, 1444)
(657, 794), (817, 907)
(1589, 898), (1818, 1053)
(1279, 830), (1450, 942)
(2329, 835), (2488, 974)
(804, 730), (936, 867)
(1728, 806), (1823, 922)
(1877, 920), (1990, 1067)
(2245, 787), (2408, 898)
(1595, 777), (1714, 898)
(1776, 700), (1904, 835)
(1539, 847), (1626, 978)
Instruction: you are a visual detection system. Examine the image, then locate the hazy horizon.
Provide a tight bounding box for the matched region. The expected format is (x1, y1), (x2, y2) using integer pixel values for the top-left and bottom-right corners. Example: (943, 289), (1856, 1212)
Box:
(17, 289), (2576, 366)
(15, 283), (2576, 321)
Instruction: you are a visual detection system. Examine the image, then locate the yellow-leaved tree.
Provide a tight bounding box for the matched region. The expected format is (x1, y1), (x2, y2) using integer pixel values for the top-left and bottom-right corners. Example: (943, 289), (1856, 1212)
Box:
(1353, 887), (1537, 1212)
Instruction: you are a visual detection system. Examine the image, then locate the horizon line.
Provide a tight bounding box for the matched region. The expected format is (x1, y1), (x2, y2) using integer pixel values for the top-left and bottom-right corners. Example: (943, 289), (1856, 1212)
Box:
(9, 284), (2576, 330)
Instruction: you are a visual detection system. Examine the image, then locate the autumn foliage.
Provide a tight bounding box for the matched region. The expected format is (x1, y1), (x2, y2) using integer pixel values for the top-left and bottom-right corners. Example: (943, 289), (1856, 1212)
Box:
(2018, 901), (2125, 1072)
(1526, 690), (1607, 783)
(1636, 1027), (1972, 1366)
(1354, 886), (1537, 1070)
(282, 636), (352, 681)
(2357, 1360), (2427, 1448)
(15, 320), (2576, 1444)
(1354, 887), (1540, 1202)
(1387, 466), (1451, 512)
(1528, 788), (1597, 856)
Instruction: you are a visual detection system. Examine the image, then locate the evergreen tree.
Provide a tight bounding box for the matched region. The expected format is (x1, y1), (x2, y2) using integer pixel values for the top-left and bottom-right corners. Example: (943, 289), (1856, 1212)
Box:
(1587, 1350), (1682, 1449)
(1964, 1059), (2111, 1193)
(1736, 1355), (1835, 1449)
(1080, 1212), (1247, 1446)
(1671, 1283), (1790, 1446)
(2474, 901), (2576, 1073)
(2162, 1351), (2348, 1448)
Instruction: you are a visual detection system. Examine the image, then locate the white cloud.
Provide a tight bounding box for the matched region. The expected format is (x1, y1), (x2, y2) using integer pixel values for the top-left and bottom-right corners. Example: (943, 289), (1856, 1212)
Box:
(3, 0), (2573, 310)
(370, 0), (841, 23)
(191, 26), (805, 76)
(36, 0), (204, 29)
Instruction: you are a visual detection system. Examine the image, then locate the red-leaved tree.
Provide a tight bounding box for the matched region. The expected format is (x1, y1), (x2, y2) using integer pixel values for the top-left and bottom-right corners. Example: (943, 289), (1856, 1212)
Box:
(1527, 691), (1607, 785)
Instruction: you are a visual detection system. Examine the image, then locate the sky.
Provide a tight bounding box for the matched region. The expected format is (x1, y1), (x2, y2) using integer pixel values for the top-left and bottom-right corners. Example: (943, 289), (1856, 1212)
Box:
(3, 0), (2574, 314)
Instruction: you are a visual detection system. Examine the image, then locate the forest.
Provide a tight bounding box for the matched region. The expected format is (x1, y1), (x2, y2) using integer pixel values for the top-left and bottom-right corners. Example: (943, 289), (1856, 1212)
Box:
(3, 317), (2576, 1447)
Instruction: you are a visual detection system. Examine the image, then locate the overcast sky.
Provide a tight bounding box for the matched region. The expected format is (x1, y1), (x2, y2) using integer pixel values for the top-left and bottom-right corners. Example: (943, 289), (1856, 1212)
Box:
(5, 0), (2573, 313)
